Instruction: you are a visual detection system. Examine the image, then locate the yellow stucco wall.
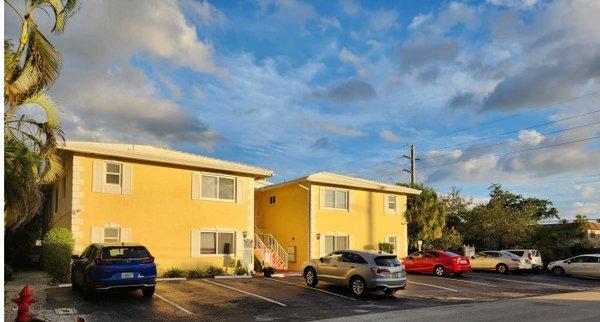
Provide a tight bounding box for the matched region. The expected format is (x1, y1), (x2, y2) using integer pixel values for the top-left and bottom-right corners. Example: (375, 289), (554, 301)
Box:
(57, 153), (256, 272)
(255, 182), (309, 271)
(49, 153), (73, 230)
(256, 181), (409, 271)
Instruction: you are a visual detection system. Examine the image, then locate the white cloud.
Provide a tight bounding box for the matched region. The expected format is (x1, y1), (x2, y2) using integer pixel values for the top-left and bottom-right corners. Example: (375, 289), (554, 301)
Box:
(518, 129), (544, 145)
(340, 0), (360, 15)
(320, 17), (342, 30)
(369, 9), (398, 31)
(576, 186), (596, 199)
(339, 48), (369, 77)
(487, 0), (539, 9)
(380, 129), (401, 142)
(180, 0), (228, 27)
(408, 13), (432, 30)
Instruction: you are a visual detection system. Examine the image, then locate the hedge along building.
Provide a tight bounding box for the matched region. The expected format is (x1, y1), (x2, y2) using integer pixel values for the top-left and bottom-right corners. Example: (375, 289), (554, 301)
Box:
(49, 141), (273, 272)
(255, 172), (421, 272)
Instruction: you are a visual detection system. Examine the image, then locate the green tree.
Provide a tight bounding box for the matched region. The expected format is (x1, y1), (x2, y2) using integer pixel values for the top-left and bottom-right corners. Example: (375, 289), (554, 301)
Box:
(403, 184), (446, 250)
(574, 214), (589, 238)
(4, 0), (79, 230)
(441, 187), (472, 230)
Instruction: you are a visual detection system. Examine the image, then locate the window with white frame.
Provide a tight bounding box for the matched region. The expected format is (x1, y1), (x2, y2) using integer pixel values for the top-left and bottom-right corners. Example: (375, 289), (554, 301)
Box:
(200, 231), (235, 255)
(201, 174), (235, 201)
(103, 227), (121, 243)
(386, 236), (397, 254)
(105, 162), (122, 186)
(386, 195), (397, 213)
(324, 234), (349, 254)
(268, 196), (276, 205)
(324, 188), (349, 210)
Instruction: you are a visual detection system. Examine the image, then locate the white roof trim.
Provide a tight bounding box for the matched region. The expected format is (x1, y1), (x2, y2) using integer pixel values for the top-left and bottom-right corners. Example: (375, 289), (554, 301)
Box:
(60, 141), (273, 178)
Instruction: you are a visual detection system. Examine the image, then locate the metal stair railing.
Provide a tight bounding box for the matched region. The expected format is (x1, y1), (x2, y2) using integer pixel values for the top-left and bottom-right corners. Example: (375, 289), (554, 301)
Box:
(258, 233), (288, 270)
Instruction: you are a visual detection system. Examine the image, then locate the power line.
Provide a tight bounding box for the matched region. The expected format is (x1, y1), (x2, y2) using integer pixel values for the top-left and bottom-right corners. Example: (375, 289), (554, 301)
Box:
(433, 108), (600, 151)
(444, 119), (600, 155)
(411, 90), (600, 145)
(420, 135), (600, 171)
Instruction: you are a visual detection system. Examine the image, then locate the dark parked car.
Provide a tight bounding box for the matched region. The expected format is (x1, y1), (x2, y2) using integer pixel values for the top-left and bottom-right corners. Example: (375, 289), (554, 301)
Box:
(71, 243), (157, 300)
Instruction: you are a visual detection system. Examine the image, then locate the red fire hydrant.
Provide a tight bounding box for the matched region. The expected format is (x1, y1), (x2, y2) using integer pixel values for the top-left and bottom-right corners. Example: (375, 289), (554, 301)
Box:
(13, 285), (36, 322)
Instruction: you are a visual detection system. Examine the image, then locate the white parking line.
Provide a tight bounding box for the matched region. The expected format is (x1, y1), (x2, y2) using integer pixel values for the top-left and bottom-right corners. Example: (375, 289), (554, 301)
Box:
(154, 293), (193, 315)
(482, 276), (584, 290)
(408, 281), (458, 292)
(269, 277), (357, 301)
(439, 278), (497, 288)
(202, 279), (287, 307)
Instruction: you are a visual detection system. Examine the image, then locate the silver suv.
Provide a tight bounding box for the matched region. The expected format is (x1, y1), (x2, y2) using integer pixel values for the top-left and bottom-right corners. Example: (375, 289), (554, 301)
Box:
(302, 250), (407, 297)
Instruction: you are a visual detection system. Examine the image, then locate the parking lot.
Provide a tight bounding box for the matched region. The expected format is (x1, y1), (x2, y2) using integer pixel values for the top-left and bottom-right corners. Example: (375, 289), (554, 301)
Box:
(44, 272), (600, 321)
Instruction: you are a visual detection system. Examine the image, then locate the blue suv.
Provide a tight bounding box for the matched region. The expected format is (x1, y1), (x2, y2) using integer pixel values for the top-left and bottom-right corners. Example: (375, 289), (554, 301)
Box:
(71, 243), (157, 300)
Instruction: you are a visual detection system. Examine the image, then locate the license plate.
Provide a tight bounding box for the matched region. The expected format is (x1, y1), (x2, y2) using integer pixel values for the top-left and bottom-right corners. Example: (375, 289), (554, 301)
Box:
(391, 272), (399, 278)
(121, 272), (134, 279)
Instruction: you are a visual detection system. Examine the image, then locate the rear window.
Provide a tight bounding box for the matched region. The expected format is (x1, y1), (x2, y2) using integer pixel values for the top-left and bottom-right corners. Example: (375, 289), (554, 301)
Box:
(444, 252), (460, 257)
(101, 247), (150, 259)
(374, 256), (401, 267)
(507, 250), (524, 257)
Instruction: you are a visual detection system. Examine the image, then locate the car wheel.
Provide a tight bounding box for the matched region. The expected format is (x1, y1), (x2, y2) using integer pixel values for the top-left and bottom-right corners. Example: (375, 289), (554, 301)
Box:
(383, 288), (397, 296)
(552, 266), (565, 276)
(304, 267), (318, 287)
(81, 275), (95, 301)
(496, 263), (509, 274)
(142, 286), (155, 298)
(433, 265), (446, 277)
(350, 276), (367, 297)
(454, 272), (463, 277)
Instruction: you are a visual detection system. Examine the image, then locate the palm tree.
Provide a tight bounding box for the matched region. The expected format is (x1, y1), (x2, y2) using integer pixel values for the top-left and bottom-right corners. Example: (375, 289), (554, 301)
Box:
(4, 0), (79, 230)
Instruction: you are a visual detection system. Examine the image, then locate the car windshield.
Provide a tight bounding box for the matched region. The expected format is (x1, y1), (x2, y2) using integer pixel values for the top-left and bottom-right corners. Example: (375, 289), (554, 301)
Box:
(444, 251), (460, 257)
(101, 247), (151, 259)
(374, 256), (401, 267)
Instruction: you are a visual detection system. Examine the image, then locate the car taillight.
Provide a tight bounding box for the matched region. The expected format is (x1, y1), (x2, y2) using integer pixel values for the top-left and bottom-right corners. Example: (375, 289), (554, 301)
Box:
(370, 267), (391, 275)
(95, 258), (115, 265)
(512, 258), (520, 262)
(528, 252), (533, 260)
(141, 257), (155, 264)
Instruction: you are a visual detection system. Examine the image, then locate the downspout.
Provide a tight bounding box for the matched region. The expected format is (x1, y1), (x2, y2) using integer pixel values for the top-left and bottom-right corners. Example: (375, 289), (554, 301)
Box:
(299, 184), (310, 262)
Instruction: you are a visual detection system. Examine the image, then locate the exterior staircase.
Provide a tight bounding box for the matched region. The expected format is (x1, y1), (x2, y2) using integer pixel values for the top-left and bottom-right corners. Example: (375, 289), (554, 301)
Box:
(254, 228), (288, 271)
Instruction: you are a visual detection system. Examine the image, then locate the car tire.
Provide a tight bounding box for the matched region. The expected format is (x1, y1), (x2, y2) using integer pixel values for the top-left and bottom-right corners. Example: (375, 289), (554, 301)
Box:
(350, 276), (367, 297)
(496, 263), (509, 274)
(454, 272), (463, 277)
(383, 288), (397, 296)
(552, 266), (565, 276)
(81, 274), (95, 301)
(304, 267), (318, 287)
(433, 265), (446, 277)
(142, 286), (155, 298)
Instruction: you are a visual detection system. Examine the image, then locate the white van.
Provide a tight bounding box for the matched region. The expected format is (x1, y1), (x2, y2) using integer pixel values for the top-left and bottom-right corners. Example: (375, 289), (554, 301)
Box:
(503, 249), (543, 271)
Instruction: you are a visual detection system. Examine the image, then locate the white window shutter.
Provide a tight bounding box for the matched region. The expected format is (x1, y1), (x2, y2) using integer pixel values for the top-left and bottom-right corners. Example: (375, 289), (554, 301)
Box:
(348, 191), (355, 212)
(191, 230), (200, 257)
(236, 178), (244, 204)
(92, 161), (105, 192)
(121, 228), (132, 242)
(122, 164), (133, 195)
(91, 227), (102, 243)
(319, 187), (325, 209)
(191, 172), (201, 200)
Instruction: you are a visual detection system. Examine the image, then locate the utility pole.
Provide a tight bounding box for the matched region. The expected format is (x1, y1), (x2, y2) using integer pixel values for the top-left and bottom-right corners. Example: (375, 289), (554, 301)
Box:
(402, 145), (420, 186)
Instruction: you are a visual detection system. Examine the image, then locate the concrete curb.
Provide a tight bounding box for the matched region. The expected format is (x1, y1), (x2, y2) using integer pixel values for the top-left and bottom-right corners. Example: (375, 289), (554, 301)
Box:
(214, 275), (253, 279)
(272, 273), (302, 278)
(157, 277), (187, 282)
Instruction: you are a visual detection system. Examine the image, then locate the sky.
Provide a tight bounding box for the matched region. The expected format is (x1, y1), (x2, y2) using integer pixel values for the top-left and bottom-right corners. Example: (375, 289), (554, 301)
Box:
(4, 0), (600, 220)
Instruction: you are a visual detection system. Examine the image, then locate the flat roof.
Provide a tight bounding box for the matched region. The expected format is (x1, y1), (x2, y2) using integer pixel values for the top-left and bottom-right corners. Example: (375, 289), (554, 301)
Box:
(60, 141), (274, 179)
(257, 171), (421, 195)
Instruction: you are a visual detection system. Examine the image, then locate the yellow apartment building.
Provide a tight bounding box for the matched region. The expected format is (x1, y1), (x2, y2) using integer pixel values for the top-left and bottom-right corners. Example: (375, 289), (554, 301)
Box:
(255, 172), (421, 272)
(49, 141), (273, 272)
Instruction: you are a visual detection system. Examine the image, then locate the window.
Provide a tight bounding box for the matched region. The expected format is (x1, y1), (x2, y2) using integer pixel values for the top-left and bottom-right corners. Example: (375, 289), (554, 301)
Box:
(323, 188), (349, 210)
(322, 251), (343, 262)
(269, 196), (276, 205)
(101, 246), (151, 260)
(201, 174), (236, 201)
(324, 235), (349, 254)
(105, 162), (122, 185)
(386, 195), (397, 212)
(62, 176), (67, 198)
(386, 236), (397, 253)
(54, 186), (59, 213)
(342, 252), (367, 264)
(200, 231), (235, 255)
(103, 227), (121, 243)
(374, 256), (401, 267)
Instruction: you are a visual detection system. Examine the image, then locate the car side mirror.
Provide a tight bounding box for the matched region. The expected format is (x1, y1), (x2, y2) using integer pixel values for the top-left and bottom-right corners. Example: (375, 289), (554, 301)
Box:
(71, 255), (80, 260)
(566, 260), (571, 264)
(319, 257), (325, 263)
(471, 256), (475, 259)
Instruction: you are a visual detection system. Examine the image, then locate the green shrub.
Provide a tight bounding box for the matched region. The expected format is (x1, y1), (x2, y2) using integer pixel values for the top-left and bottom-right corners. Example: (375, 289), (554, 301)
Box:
(187, 267), (206, 278)
(5, 264), (15, 281)
(262, 266), (275, 277)
(254, 255), (263, 272)
(235, 266), (249, 275)
(378, 242), (394, 254)
(162, 268), (185, 278)
(41, 228), (74, 283)
(205, 266), (225, 277)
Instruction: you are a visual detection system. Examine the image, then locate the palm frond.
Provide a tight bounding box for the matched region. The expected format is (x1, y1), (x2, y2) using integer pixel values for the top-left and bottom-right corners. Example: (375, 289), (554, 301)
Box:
(27, 0), (80, 33)
(23, 92), (61, 126)
(6, 24), (61, 107)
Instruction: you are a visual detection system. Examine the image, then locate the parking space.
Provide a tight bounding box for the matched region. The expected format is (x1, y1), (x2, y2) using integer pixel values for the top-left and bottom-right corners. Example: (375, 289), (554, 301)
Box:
(43, 272), (600, 321)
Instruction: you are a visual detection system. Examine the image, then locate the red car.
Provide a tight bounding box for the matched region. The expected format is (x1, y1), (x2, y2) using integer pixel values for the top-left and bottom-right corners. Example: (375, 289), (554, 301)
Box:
(403, 250), (471, 277)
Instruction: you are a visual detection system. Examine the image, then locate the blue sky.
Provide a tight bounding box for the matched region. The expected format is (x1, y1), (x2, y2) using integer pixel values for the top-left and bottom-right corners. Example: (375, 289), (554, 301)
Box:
(5, 0), (600, 219)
